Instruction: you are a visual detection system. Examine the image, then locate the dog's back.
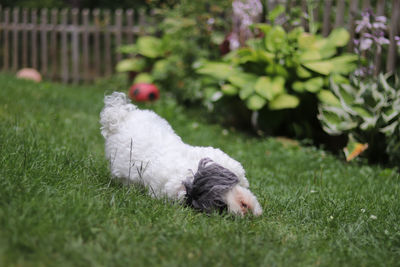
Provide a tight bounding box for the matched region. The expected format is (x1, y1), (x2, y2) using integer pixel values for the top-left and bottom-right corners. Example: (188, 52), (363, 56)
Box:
(100, 92), (185, 187)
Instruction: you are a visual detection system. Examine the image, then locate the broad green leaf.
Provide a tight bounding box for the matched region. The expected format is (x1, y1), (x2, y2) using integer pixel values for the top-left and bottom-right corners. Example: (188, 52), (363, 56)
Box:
(298, 33), (316, 50)
(255, 76), (285, 100)
(299, 50), (322, 62)
(338, 84), (357, 106)
(319, 45), (337, 59)
(329, 54), (358, 74)
(287, 27), (304, 41)
(246, 94), (267, 110)
(255, 76), (272, 99)
(382, 108), (399, 122)
(317, 90), (341, 106)
(265, 26), (286, 52)
(292, 81), (305, 92)
(239, 86), (254, 100)
(313, 39), (328, 49)
(318, 106), (357, 134)
(360, 116), (378, 130)
(304, 77), (324, 93)
(257, 50), (275, 63)
(320, 108), (343, 126)
(302, 54), (356, 76)
(235, 48), (257, 63)
(352, 105), (373, 118)
(133, 73), (154, 83)
(379, 73), (396, 94)
(221, 84), (238, 96)
(228, 72), (258, 89)
(197, 62), (237, 80)
(269, 94), (299, 110)
(302, 61), (334, 75)
(380, 121), (399, 135)
(331, 74), (349, 84)
(271, 76), (286, 97)
(151, 59), (169, 80)
(296, 66), (312, 78)
(265, 64), (288, 78)
(116, 58), (146, 72)
(136, 36), (164, 58)
(328, 28), (350, 47)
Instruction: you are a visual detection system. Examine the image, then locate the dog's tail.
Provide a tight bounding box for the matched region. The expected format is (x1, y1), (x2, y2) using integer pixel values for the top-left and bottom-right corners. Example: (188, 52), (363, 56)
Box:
(100, 92), (136, 138)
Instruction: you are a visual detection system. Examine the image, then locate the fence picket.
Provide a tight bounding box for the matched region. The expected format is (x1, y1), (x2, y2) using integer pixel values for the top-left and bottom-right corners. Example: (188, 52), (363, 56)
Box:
(322, 0), (333, 37)
(115, 9), (123, 63)
(82, 9), (90, 83)
(138, 8), (146, 35)
(334, 0), (346, 28)
(12, 8), (19, 72)
(22, 8), (28, 67)
(376, 0), (385, 16)
(300, 0), (308, 31)
(347, 0), (358, 52)
(40, 9), (48, 77)
(362, 0), (371, 10)
(61, 8), (69, 83)
(31, 9), (38, 70)
(104, 10), (112, 77)
(3, 8), (10, 71)
(71, 8), (79, 84)
(126, 9), (134, 44)
(50, 8), (58, 80)
(93, 9), (101, 78)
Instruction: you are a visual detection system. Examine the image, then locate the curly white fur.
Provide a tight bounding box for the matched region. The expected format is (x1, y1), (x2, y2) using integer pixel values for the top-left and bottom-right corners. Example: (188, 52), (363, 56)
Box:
(100, 92), (262, 216)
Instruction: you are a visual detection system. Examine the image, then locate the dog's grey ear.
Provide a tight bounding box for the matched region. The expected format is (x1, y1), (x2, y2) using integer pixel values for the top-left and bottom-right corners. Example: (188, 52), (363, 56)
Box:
(183, 158), (239, 213)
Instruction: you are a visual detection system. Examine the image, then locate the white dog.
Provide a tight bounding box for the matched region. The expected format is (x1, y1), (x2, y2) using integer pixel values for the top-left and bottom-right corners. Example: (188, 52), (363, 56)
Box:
(100, 92), (262, 216)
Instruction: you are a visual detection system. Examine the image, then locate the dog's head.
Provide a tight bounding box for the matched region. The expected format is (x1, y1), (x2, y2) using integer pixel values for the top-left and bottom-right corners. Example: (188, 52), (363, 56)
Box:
(183, 158), (262, 216)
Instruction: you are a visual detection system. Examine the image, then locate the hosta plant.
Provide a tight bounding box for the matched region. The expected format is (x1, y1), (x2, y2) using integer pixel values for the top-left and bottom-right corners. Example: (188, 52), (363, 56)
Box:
(195, 24), (357, 112)
(318, 74), (400, 164)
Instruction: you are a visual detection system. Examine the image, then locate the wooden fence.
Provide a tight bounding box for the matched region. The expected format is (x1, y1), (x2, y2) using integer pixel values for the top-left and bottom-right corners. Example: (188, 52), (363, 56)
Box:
(0, 6), (151, 83)
(0, 1), (399, 84)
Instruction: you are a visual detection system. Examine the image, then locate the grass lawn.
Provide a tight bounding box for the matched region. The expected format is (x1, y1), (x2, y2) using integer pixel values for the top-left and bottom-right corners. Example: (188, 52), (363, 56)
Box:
(0, 73), (399, 266)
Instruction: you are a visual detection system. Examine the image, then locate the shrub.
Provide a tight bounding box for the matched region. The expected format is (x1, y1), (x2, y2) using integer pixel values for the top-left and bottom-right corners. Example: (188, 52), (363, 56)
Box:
(116, 1), (230, 103)
(195, 23), (357, 136)
(318, 74), (400, 165)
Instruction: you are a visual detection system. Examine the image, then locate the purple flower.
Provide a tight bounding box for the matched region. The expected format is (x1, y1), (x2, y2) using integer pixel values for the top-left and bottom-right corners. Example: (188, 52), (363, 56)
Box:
(395, 36), (400, 46)
(372, 22), (386, 30)
(360, 38), (373, 50)
(355, 17), (372, 33)
(376, 36), (389, 46)
(375, 16), (387, 23)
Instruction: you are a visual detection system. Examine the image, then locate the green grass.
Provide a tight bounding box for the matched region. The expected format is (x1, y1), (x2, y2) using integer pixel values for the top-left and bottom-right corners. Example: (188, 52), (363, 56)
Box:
(0, 73), (399, 267)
